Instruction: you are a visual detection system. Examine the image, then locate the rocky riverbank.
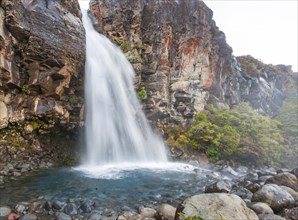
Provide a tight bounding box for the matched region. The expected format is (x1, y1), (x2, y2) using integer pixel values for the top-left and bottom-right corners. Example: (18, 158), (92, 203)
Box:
(0, 165), (297, 220)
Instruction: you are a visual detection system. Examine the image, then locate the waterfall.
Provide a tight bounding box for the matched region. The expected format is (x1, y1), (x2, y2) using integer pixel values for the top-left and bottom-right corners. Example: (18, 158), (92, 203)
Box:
(79, 1), (168, 166)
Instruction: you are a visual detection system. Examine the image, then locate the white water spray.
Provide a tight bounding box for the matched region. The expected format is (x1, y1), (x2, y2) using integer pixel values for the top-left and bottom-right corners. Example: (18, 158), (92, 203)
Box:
(79, 1), (168, 166)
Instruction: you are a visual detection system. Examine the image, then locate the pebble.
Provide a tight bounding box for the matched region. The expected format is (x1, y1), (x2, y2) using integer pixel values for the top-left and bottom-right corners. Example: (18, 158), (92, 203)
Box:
(0, 206), (11, 218)
(57, 212), (72, 220)
(19, 214), (37, 220)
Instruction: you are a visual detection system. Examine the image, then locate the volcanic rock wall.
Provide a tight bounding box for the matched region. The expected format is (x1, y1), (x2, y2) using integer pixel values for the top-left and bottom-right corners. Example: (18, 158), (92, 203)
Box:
(0, 0), (85, 173)
(89, 0), (294, 128)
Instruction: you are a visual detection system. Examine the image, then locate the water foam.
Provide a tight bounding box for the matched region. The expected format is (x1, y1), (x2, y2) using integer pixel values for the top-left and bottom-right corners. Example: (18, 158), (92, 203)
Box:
(74, 162), (200, 179)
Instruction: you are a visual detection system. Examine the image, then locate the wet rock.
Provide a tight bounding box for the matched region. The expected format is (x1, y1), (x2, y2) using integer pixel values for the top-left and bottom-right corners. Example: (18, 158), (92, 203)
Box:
(258, 214), (286, 220)
(62, 203), (78, 215)
(205, 180), (232, 193)
(284, 207), (298, 220)
(252, 184), (295, 212)
(13, 171), (22, 177)
(29, 201), (44, 213)
(245, 173), (259, 182)
(57, 212), (72, 220)
(118, 211), (142, 220)
(139, 207), (156, 218)
(258, 175), (273, 183)
(291, 168), (298, 178)
(175, 193), (258, 220)
(80, 200), (94, 213)
(15, 203), (29, 214)
(0, 206), (11, 218)
(231, 187), (253, 200)
(280, 185), (298, 201)
(52, 200), (65, 210)
(249, 202), (274, 215)
(265, 172), (298, 191)
(220, 166), (239, 177)
(88, 211), (102, 220)
(156, 204), (176, 220)
(44, 201), (52, 211)
(19, 214), (37, 220)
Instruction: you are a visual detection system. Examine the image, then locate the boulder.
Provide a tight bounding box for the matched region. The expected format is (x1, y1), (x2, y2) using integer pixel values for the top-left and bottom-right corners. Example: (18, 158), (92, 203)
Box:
(139, 207), (156, 218)
(280, 185), (298, 201)
(118, 211), (142, 220)
(204, 180), (232, 193)
(156, 204), (176, 220)
(252, 184), (295, 212)
(175, 193), (258, 220)
(249, 202), (274, 215)
(265, 172), (298, 191)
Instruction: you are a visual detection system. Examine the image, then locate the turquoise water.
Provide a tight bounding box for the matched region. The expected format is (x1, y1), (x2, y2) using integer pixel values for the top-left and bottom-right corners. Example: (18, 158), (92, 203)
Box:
(0, 163), (231, 209)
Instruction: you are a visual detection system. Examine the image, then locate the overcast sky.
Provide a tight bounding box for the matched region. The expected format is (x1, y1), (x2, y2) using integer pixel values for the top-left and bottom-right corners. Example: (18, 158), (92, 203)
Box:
(204, 0), (298, 72)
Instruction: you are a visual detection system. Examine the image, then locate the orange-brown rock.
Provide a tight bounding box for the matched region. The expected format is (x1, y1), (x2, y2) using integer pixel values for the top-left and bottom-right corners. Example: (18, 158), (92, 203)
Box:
(89, 0), (295, 127)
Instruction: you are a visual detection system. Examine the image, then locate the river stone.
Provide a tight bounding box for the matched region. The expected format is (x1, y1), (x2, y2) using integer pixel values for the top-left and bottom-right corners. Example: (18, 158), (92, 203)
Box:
(265, 172), (298, 191)
(284, 207), (298, 220)
(88, 211), (102, 220)
(139, 207), (157, 218)
(62, 203), (78, 215)
(80, 200), (93, 213)
(252, 184), (295, 212)
(44, 201), (52, 211)
(258, 175), (273, 183)
(175, 193), (258, 220)
(245, 172), (259, 182)
(52, 200), (65, 210)
(0, 206), (11, 218)
(57, 212), (71, 220)
(16, 203), (29, 214)
(156, 204), (176, 220)
(30, 201), (44, 213)
(204, 180), (232, 193)
(231, 187), (253, 200)
(250, 202), (273, 214)
(118, 211), (142, 220)
(280, 185), (298, 201)
(291, 168), (298, 178)
(258, 214), (286, 220)
(19, 214), (37, 220)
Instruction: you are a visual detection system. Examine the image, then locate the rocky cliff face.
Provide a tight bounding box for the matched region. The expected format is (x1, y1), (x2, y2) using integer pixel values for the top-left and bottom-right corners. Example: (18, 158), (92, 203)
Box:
(0, 0), (85, 174)
(89, 0), (294, 128)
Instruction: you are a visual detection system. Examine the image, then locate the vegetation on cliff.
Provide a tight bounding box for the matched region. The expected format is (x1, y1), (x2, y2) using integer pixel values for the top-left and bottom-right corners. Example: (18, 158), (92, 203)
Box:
(166, 102), (297, 167)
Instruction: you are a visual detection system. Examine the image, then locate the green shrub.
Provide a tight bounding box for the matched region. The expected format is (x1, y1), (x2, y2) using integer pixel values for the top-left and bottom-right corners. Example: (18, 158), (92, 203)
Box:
(137, 85), (147, 100)
(166, 102), (286, 165)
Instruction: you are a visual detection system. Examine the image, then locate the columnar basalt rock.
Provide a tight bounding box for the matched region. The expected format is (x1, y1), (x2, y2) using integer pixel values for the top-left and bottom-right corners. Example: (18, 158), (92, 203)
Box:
(89, 0), (295, 128)
(0, 0), (85, 172)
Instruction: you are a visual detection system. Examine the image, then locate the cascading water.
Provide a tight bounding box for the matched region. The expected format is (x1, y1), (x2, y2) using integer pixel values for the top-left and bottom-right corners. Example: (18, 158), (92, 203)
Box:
(79, 1), (168, 167)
